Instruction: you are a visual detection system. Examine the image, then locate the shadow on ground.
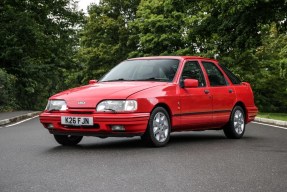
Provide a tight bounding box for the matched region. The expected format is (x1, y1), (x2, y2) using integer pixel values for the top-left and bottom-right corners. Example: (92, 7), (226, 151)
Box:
(44, 131), (257, 154)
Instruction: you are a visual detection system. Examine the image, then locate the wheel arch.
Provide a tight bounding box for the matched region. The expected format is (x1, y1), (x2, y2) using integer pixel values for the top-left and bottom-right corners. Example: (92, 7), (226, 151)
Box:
(234, 101), (248, 122)
(152, 103), (172, 125)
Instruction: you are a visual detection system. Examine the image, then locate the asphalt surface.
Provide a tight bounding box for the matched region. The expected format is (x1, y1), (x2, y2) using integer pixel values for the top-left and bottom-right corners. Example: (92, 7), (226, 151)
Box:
(0, 118), (286, 192)
(0, 111), (35, 121)
(0, 111), (41, 126)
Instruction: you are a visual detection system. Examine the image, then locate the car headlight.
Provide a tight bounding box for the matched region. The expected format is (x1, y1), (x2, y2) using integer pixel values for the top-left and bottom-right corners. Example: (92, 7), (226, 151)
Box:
(96, 100), (137, 112)
(45, 100), (68, 111)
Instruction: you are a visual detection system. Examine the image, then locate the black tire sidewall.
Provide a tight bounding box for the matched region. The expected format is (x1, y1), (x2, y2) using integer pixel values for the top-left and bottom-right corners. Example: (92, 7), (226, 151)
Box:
(54, 135), (83, 146)
(147, 107), (171, 147)
(227, 106), (246, 139)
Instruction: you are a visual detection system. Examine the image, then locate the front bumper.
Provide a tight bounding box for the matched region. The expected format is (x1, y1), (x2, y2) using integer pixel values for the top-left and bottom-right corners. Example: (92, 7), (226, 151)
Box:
(39, 112), (150, 137)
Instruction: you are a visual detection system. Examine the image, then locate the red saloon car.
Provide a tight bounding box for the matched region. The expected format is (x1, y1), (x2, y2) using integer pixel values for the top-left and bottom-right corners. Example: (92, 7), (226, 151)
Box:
(40, 56), (258, 147)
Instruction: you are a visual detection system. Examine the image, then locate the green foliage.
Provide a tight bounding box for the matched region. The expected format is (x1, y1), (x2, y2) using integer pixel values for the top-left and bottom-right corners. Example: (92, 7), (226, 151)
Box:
(77, 0), (140, 82)
(2, 0), (287, 112)
(0, 69), (17, 111)
(0, 0), (84, 110)
(252, 24), (287, 112)
(188, 0), (287, 53)
(129, 0), (189, 56)
(258, 112), (287, 121)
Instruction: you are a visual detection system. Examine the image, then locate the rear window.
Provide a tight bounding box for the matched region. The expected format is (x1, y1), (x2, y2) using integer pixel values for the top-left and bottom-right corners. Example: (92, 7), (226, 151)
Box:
(219, 64), (241, 85)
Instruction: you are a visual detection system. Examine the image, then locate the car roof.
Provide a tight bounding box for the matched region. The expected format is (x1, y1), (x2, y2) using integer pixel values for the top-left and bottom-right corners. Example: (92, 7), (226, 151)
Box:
(128, 56), (218, 62)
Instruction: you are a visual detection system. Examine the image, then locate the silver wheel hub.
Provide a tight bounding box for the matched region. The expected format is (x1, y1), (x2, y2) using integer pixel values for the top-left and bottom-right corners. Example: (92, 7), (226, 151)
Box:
(234, 110), (245, 134)
(153, 112), (169, 142)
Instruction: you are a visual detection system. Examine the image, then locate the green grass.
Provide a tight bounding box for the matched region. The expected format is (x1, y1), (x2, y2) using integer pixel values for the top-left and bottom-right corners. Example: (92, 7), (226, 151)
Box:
(258, 112), (287, 121)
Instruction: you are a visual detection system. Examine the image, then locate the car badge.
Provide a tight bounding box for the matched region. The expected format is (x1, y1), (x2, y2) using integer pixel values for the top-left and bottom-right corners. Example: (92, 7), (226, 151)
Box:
(78, 101), (86, 105)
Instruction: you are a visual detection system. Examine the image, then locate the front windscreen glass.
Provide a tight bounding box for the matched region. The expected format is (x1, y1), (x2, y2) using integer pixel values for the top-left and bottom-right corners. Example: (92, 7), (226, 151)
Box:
(100, 59), (179, 82)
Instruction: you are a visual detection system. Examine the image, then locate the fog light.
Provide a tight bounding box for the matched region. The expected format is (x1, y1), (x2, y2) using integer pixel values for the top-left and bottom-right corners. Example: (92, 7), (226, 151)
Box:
(111, 125), (125, 131)
(47, 124), (54, 129)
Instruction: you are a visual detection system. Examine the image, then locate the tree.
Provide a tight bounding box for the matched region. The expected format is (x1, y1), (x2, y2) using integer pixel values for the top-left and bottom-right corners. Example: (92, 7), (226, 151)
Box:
(0, 69), (17, 111)
(77, 0), (140, 82)
(251, 24), (287, 112)
(0, 0), (84, 110)
(186, 0), (287, 54)
(129, 0), (191, 57)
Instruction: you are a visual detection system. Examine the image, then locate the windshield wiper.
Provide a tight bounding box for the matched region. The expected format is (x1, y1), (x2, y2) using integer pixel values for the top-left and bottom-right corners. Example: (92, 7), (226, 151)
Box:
(101, 78), (127, 82)
(102, 77), (168, 82)
(135, 77), (168, 82)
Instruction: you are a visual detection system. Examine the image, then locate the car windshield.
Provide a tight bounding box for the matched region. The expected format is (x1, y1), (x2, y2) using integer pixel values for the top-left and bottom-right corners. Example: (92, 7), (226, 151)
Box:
(100, 59), (180, 82)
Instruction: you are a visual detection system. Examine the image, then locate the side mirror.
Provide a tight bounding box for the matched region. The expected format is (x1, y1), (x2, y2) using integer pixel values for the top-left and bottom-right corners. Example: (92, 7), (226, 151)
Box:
(184, 79), (198, 88)
(89, 80), (98, 84)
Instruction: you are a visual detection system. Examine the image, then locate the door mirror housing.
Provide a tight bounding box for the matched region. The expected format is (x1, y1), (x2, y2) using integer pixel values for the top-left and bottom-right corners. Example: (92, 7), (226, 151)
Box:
(184, 79), (198, 88)
(89, 80), (98, 84)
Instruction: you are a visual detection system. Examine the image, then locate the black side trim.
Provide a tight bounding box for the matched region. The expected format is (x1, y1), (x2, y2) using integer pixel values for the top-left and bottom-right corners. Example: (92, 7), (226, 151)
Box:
(173, 110), (231, 117)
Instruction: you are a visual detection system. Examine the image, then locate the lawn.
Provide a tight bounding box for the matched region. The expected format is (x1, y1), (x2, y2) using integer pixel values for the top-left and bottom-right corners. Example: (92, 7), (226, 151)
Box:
(257, 112), (287, 121)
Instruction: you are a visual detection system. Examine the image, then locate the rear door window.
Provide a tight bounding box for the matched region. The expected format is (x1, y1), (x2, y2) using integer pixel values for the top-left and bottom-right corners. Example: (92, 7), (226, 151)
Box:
(219, 64), (241, 85)
(202, 62), (228, 86)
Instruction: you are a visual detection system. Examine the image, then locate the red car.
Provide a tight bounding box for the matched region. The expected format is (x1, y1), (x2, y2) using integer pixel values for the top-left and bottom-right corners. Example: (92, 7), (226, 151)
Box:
(40, 56), (258, 147)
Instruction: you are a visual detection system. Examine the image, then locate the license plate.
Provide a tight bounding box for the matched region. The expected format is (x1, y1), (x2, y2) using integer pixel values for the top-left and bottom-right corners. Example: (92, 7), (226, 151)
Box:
(61, 116), (93, 126)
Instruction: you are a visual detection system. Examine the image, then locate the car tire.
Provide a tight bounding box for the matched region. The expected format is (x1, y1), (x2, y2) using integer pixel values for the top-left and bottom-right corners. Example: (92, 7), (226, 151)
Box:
(223, 106), (246, 139)
(53, 135), (83, 146)
(141, 107), (171, 147)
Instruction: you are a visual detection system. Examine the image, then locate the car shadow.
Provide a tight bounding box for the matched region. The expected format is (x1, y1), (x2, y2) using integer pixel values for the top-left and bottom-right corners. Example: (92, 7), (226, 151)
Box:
(46, 137), (144, 152)
(170, 132), (225, 143)
(43, 131), (256, 154)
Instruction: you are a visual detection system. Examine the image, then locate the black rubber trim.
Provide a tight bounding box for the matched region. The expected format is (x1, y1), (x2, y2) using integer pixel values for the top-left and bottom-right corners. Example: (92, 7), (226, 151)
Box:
(173, 110), (231, 117)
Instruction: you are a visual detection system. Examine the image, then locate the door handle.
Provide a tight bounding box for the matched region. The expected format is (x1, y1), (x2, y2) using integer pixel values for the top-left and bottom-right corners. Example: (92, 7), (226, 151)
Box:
(229, 89), (233, 93)
(204, 90), (210, 94)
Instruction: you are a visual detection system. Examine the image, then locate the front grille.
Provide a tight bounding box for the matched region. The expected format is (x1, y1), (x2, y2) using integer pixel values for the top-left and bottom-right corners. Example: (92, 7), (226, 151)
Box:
(68, 111), (94, 114)
(68, 108), (95, 114)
